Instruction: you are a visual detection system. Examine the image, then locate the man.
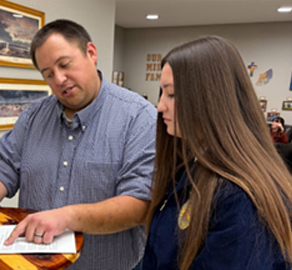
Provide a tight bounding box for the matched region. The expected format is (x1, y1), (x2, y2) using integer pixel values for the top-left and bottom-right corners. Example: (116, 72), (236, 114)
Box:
(0, 19), (157, 270)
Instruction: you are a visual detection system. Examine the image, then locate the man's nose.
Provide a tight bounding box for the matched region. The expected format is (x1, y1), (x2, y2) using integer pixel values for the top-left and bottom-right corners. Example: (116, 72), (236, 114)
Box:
(54, 71), (67, 85)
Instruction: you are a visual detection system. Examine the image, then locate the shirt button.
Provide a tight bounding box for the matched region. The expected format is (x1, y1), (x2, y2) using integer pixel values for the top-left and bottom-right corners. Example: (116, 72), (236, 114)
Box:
(82, 126), (86, 130)
(68, 135), (73, 141)
(63, 161), (68, 166)
(59, 186), (64, 192)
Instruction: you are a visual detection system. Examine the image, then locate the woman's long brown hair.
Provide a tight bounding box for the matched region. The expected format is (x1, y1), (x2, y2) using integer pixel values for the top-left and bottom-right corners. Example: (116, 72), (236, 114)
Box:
(146, 36), (292, 270)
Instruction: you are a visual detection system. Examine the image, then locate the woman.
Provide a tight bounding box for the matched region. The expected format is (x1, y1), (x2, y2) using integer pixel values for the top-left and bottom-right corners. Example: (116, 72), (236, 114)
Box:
(271, 116), (288, 143)
(143, 36), (292, 269)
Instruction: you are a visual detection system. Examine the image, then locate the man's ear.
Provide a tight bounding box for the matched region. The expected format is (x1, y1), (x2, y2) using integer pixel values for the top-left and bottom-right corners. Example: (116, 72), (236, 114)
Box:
(86, 42), (97, 64)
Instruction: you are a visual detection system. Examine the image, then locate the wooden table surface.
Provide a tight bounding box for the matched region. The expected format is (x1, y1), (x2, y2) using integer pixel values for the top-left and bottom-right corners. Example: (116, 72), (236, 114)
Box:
(0, 207), (84, 270)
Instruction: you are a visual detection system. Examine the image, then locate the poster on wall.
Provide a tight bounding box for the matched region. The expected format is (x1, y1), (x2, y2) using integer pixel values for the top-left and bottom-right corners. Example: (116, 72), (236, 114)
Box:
(259, 99), (267, 112)
(112, 71), (124, 87)
(0, 78), (51, 130)
(0, 0), (45, 69)
(282, 101), (292, 111)
(290, 72), (292, 90)
(267, 112), (280, 122)
(256, 68), (273, 86)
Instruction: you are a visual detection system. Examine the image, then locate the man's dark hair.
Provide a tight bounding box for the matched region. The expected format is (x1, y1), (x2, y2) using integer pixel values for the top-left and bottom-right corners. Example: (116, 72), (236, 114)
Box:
(30, 19), (92, 69)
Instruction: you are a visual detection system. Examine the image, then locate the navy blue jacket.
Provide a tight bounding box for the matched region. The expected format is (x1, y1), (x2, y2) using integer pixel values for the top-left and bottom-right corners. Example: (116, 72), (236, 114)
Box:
(143, 172), (290, 269)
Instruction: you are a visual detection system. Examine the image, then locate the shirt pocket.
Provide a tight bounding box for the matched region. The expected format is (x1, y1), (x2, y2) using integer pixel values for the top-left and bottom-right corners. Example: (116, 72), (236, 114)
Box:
(81, 162), (121, 202)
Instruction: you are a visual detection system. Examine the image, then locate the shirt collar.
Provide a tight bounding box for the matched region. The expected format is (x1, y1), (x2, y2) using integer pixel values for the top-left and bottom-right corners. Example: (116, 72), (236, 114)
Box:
(57, 70), (108, 128)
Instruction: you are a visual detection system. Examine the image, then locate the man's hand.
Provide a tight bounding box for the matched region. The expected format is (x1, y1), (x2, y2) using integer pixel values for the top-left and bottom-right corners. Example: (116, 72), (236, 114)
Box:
(4, 196), (149, 246)
(4, 208), (68, 245)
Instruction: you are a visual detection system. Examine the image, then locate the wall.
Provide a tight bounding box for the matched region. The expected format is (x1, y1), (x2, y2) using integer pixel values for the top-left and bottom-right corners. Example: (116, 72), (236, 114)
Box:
(0, 0), (116, 207)
(113, 26), (126, 74)
(115, 22), (292, 124)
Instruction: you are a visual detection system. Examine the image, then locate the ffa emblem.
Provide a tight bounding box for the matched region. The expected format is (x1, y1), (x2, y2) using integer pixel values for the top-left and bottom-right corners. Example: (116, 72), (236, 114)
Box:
(178, 200), (191, 230)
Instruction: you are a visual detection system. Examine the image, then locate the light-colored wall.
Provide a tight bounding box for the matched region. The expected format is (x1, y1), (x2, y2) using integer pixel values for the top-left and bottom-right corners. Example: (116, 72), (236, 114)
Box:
(113, 26), (126, 73)
(116, 22), (292, 124)
(0, 0), (116, 207)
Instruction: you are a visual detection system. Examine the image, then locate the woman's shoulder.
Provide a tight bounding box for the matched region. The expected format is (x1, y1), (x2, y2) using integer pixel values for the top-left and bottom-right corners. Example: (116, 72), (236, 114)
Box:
(213, 177), (249, 203)
(191, 178), (288, 270)
(210, 177), (258, 231)
(192, 178), (287, 269)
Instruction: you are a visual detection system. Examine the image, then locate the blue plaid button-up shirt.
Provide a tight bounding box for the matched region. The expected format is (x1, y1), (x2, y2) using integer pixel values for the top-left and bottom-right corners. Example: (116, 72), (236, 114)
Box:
(0, 72), (157, 270)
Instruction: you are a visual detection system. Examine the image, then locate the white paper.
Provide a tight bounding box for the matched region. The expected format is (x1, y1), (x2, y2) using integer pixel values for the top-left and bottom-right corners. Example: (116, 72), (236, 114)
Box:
(0, 225), (76, 254)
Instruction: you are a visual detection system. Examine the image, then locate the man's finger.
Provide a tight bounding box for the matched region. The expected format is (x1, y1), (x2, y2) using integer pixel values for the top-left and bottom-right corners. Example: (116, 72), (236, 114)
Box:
(42, 231), (54, 244)
(4, 222), (27, 246)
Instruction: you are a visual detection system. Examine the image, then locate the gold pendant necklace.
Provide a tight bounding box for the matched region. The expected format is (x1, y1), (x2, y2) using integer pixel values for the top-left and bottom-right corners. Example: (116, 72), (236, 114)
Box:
(178, 199), (191, 230)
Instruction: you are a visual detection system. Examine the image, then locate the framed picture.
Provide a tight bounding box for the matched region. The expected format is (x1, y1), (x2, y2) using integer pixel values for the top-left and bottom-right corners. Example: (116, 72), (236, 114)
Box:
(259, 99), (267, 112)
(282, 101), (292, 111)
(0, 78), (51, 130)
(112, 71), (124, 87)
(0, 0), (45, 69)
(267, 112), (280, 122)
